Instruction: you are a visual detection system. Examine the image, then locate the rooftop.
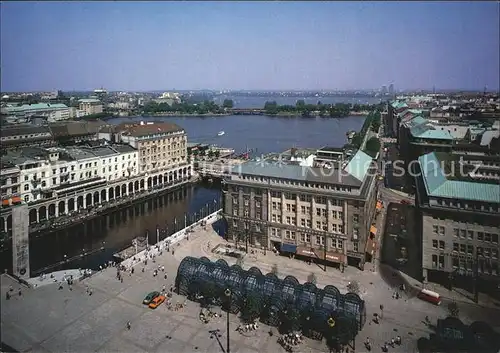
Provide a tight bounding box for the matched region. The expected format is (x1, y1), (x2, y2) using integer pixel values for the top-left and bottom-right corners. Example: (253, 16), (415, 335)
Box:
(119, 122), (184, 137)
(0, 124), (52, 138)
(78, 99), (101, 104)
(231, 149), (373, 187)
(418, 152), (500, 204)
(410, 123), (453, 140)
(2, 103), (68, 113)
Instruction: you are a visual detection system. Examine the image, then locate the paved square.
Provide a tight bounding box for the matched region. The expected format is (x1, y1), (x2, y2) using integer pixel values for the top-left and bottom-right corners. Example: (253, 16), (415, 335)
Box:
(2, 226), (499, 353)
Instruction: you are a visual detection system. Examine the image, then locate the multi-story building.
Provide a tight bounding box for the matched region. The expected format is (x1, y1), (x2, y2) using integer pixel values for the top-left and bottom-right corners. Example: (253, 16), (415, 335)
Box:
(1, 161), (21, 206)
(415, 152), (500, 289)
(116, 122), (188, 174)
(1, 103), (70, 121)
(0, 124), (55, 150)
(78, 99), (103, 116)
(386, 101), (408, 137)
(223, 150), (378, 270)
(1, 143), (139, 204)
(398, 116), (454, 174)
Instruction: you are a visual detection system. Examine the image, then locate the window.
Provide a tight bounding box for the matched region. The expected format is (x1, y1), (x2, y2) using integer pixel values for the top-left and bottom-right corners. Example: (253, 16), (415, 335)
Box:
(453, 243), (459, 252)
(478, 232), (484, 241)
(316, 221), (321, 230)
(272, 202), (277, 210)
(301, 206), (306, 214)
(453, 228), (459, 237)
(353, 228), (359, 240)
(244, 199), (249, 206)
(316, 236), (325, 245)
(301, 219), (306, 227)
(332, 224), (337, 232)
(24, 195), (29, 202)
(306, 220), (312, 228)
(432, 254), (438, 267)
(24, 184), (29, 191)
(485, 233), (492, 242)
(467, 231), (474, 240)
(233, 221), (238, 228)
(432, 240), (438, 249)
(255, 201), (261, 208)
(233, 209), (239, 216)
(271, 228), (277, 237)
(353, 214), (359, 223)
(439, 241), (445, 250)
(493, 234), (498, 244)
(286, 204), (291, 212)
(433, 225), (439, 234)
(332, 211), (338, 219)
(460, 229), (466, 238)
(459, 244), (466, 253)
(467, 245), (474, 255)
(353, 242), (359, 252)
(286, 216), (291, 224)
(316, 208), (321, 216)
(322, 221), (327, 231)
(439, 226), (445, 236)
(243, 209), (249, 217)
(301, 233), (311, 243)
(438, 255), (445, 268)
(322, 209), (327, 217)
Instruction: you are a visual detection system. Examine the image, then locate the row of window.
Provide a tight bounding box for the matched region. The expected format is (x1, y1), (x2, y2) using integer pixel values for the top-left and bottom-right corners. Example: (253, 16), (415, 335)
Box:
(432, 225), (499, 244)
(430, 254), (498, 275)
(431, 240), (499, 258)
(238, 175), (355, 193)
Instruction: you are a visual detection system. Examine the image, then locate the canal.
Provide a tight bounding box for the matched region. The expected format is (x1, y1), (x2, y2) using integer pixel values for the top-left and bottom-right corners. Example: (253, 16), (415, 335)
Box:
(1, 182), (222, 275)
(1, 113), (367, 275)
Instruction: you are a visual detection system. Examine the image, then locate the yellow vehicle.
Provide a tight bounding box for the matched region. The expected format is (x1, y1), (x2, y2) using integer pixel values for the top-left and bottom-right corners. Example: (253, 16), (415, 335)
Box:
(148, 295), (166, 309)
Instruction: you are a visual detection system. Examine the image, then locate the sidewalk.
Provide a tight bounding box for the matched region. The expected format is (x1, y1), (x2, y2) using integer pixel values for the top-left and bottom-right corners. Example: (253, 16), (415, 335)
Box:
(397, 268), (500, 310)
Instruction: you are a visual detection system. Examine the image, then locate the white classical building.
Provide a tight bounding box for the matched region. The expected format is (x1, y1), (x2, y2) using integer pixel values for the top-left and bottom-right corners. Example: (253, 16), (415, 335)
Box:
(1, 144), (139, 204)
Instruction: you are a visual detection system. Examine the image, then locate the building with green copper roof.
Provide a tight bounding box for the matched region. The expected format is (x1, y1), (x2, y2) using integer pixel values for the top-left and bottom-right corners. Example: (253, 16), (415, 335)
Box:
(415, 151), (500, 288)
(224, 149), (379, 271)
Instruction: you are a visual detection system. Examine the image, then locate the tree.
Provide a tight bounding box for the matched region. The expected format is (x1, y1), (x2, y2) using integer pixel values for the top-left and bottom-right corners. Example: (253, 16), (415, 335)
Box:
(347, 281), (360, 294)
(307, 272), (317, 285)
(365, 137), (381, 154)
(222, 99), (234, 109)
(264, 101), (278, 115)
(447, 301), (459, 317)
(295, 99), (306, 110)
(271, 264), (279, 276)
(351, 134), (362, 148)
(241, 293), (261, 323)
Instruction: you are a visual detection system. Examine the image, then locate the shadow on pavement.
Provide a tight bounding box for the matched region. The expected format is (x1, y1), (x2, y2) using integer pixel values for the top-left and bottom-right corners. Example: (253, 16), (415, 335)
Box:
(379, 264), (420, 299)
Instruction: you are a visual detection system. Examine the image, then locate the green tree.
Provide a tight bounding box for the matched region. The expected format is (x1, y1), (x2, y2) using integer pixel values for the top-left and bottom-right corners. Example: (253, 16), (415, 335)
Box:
(295, 99), (306, 110)
(447, 301), (459, 317)
(351, 134), (362, 148)
(264, 101), (278, 115)
(222, 99), (234, 108)
(271, 264), (279, 276)
(241, 294), (261, 323)
(365, 137), (381, 155)
(347, 281), (360, 294)
(307, 272), (317, 285)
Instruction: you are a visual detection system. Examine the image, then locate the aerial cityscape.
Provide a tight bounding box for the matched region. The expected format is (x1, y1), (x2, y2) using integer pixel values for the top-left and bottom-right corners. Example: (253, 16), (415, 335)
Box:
(1, 1), (499, 353)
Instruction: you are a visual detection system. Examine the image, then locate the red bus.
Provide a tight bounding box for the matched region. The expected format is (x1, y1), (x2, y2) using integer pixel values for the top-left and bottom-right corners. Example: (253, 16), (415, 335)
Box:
(417, 289), (441, 305)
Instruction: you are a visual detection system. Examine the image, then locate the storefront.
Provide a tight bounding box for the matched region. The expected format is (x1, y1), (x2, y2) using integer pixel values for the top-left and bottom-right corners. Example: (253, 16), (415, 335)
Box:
(296, 246), (345, 264)
(365, 225), (378, 262)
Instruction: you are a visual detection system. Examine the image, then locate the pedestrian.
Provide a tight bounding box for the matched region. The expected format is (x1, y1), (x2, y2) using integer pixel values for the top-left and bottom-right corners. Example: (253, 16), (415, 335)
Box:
(126, 321), (131, 330)
(164, 274), (167, 280)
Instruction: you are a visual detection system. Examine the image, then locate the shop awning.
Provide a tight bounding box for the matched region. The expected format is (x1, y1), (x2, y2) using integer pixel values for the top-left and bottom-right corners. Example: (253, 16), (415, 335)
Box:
(280, 243), (297, 253)
(370, 226), (377, 235)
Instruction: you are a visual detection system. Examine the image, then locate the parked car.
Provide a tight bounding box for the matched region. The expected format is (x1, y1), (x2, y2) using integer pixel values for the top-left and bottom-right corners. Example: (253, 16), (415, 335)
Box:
(143, 291), (160, 305)
(149, 294), (166, 309)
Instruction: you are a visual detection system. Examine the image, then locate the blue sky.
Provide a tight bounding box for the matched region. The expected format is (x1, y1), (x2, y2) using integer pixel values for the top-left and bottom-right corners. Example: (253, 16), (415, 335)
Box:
(1, 1), (498, 92)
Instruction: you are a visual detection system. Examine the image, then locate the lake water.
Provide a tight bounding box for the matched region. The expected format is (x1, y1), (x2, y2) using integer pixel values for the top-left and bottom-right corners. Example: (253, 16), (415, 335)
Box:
(108, 114), (366, 154)
(1, 105), (368, 274)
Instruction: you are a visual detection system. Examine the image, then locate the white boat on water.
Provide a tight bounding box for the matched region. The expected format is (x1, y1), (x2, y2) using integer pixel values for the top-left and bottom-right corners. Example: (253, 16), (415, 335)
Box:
(217, 131), (225, 136)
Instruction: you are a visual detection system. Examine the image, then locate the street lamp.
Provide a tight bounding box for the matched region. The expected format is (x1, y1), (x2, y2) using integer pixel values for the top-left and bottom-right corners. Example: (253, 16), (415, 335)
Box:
(224, 288), (232, 353)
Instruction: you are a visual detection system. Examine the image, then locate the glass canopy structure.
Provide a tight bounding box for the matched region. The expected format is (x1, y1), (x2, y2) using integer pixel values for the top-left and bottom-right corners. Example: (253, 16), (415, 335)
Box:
(175, 256), (366, 344)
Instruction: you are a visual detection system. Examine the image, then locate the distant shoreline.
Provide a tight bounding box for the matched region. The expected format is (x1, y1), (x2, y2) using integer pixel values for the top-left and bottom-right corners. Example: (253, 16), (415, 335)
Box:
(100, 110), (369, 120)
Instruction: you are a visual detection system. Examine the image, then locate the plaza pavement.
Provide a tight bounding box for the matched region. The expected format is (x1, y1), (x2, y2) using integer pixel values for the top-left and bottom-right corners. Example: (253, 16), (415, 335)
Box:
(2, 224), (499, 353)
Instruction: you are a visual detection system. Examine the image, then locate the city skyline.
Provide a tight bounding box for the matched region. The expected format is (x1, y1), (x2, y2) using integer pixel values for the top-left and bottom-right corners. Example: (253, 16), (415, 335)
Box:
(1, 1), (499, 92)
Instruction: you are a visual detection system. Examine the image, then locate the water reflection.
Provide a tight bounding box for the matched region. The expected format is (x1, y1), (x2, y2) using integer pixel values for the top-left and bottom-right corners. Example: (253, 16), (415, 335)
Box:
(0, 183), (222, 275)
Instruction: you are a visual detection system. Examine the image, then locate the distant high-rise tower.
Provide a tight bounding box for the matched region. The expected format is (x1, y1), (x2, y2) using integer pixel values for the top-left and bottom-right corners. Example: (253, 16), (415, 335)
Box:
(388, 83), (394, 95)
(381, 85), (388, 95)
